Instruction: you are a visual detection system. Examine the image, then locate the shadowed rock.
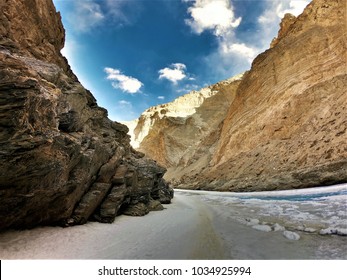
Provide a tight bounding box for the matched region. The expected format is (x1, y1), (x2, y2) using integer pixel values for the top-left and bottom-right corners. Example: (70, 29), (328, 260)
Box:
(0, 0), (173, 231)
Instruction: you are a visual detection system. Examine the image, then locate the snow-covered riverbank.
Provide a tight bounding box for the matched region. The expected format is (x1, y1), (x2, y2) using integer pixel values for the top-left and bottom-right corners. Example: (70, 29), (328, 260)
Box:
(181, 184), (347, 259)
(0, 184), (346, 259)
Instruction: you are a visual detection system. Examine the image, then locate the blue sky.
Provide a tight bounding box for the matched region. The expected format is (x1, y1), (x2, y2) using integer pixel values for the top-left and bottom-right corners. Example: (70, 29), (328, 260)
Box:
(53, 0), (310, 121)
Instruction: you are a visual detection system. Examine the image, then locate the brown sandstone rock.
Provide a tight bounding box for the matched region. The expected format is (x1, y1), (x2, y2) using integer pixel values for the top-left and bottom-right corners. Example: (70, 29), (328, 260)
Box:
(125, 74), (243, 175)
(206, 0), (347, 191)
(270, 13), (297, 48)
(0, 0), (173, 231)
(127, 0), (347, 192)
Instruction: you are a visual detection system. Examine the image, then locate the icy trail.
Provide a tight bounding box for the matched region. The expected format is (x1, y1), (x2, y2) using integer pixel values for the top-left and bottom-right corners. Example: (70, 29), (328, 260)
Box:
(0, 184), (346, 259)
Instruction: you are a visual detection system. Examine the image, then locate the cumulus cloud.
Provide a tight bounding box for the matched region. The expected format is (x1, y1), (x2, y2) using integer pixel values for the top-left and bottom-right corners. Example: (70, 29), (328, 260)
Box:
(158, 63), (187, 84)
(189, 0), (309, 79)
(258, 0), (310, 24)
(184, 0), (253, 78)
(277, 0), (310, 18)
(185, 0), (241, 36)
(221, 42), (258, 63)
(104, 67), (143, 94)
(158, 96), (165, 100)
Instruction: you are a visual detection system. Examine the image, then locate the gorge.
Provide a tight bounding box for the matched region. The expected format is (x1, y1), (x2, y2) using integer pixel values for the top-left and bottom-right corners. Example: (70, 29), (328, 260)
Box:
(0, 0), (346, 262)
(128, 0), (347, 192)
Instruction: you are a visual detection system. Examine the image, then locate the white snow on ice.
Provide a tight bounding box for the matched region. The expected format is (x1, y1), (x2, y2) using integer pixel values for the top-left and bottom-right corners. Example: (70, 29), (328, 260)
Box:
(182, 184), (347, 233)
(283, 230), (301, 240)
(0, 184), (346, 259)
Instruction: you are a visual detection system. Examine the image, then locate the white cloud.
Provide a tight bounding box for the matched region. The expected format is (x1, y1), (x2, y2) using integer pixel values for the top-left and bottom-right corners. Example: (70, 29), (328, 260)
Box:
(158, 63), (187, 84)
(258, 0), (310, 24)
(184, 0), (252, 79)
(277, 0), (310, 18)
(196, 0), (309, 79)
(258, 0), (310, 45)
(221, 42), (258, 63)
(66, 0), (141, 32)
(104, 67), (143, 94)
(185, 0), (241, 36)
(68, 1), (105, 32)
(158, 96), (165, 100)
(105, 0), (141, 25)
(118, 100), (132, 106)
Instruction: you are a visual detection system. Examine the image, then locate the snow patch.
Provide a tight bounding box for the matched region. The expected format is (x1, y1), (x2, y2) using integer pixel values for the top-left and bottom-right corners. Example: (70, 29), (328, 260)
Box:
(177, 184), (347, 235)
(320, 227), (347, 236)
(272, 223), (285, 231)
(336, 228), (347, 236)
(283, 231), (300, 240)
(303, 227), (317, 233)
(252, 224), (272, 232)
(296, 225), (317, 233)
(319, 228), (337, 235)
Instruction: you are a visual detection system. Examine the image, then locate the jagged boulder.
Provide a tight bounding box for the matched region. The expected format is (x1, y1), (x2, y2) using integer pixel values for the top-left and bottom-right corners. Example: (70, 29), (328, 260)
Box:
(0, 0), (173, 231)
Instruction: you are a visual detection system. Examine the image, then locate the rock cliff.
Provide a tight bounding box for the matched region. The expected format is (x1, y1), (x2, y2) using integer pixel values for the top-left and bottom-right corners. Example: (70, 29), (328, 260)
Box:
(125, 74), (243, 168)
(0, 0), (173, 231)
(128, 0), (347, 191)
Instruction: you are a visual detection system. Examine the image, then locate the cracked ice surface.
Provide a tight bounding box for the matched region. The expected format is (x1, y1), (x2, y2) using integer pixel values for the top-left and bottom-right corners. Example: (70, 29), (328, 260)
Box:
(182, 184), (347, 231)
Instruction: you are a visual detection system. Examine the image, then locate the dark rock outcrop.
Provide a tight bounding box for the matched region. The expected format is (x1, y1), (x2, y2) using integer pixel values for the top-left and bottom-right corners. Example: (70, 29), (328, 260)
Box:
(0, 0), (173, 231)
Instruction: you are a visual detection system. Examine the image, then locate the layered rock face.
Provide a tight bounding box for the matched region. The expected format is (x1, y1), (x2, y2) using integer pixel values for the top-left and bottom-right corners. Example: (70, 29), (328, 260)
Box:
(126, 74), (243, 169)
(129, 0), (347, 191)
(0, 0), (173, 231)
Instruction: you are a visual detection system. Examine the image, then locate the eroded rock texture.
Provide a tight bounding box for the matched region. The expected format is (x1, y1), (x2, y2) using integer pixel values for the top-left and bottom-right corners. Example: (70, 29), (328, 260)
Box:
(128, 0), (347, 191)
(0, 0), (173, 231)
(125, 74), (243, 169)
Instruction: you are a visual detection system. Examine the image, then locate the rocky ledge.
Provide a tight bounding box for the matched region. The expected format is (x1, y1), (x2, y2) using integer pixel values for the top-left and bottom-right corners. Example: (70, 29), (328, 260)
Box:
(0, 0), (173, 231)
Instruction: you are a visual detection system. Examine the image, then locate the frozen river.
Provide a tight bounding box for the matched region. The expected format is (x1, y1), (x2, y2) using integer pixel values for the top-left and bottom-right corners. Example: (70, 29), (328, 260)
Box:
(0, 184), (346, 259)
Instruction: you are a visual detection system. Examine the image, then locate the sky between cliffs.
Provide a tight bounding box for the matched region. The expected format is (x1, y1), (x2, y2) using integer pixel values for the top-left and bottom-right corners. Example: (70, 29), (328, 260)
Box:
(53, 0), (310, 121)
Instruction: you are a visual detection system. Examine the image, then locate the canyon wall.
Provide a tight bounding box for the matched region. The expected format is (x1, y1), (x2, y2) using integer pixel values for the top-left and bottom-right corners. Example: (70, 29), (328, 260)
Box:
(0, 0), (173, 230)
(129, 0), (347, 191)
(126, 74), (243, 168)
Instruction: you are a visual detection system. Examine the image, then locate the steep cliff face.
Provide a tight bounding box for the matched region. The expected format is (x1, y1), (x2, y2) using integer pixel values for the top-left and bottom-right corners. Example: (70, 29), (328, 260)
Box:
(128, 0), (347, 191)
(126, 74), (243, 169)
(205, 0), (347, 191)
(0, 0), (173, 231)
